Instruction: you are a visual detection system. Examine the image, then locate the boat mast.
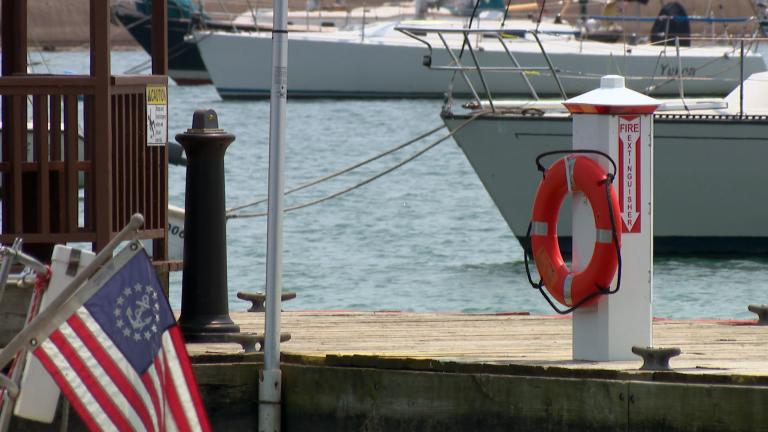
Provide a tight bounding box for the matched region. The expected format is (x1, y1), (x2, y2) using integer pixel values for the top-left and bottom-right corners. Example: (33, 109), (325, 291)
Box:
(260, 0), (288, 428)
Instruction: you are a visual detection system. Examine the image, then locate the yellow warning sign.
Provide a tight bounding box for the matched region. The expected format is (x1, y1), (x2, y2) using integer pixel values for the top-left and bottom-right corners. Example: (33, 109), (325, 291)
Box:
(146, 84), (167, 105)
(146, 84), (168, 146)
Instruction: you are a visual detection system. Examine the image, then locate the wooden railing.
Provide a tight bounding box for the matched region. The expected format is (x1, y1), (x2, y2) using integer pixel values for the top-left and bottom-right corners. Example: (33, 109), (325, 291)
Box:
(111, 76), (168, 245)
(0, 74), (168, 259)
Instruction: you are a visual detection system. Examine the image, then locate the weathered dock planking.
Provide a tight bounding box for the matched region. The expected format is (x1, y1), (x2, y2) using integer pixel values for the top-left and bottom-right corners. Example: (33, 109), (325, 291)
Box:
(188, 311), (768, 376)
(182, 311), (768, 432)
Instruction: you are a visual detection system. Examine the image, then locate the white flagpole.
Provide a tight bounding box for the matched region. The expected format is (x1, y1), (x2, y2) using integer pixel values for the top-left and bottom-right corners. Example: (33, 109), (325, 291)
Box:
(259, 0), (288, 428)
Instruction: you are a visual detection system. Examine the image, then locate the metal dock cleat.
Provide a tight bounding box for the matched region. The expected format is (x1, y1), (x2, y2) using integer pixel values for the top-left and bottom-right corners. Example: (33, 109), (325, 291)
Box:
(183, 332), (292, 353)
(237, 291), (297, 312)
(748, 304), (768, 325)
(632, 346), (682, 371)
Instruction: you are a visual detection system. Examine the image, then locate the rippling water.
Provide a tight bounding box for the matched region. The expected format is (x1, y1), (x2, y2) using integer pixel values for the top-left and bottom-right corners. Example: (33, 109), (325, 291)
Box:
(31, 50), (768, 319)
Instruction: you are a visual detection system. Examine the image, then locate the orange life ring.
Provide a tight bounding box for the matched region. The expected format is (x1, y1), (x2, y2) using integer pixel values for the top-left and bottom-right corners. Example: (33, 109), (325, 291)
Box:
(530, 155), (621, 307)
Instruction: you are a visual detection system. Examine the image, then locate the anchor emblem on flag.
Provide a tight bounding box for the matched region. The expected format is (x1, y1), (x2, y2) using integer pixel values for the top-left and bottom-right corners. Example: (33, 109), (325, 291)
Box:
(114, 283), (161, 342)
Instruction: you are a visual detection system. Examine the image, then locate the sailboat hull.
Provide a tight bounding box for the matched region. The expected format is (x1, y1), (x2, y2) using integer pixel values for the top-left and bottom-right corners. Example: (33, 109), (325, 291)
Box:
(446, 113), (768, 255)
(196, 26), (767, 99)
(113, 2), (211, 84)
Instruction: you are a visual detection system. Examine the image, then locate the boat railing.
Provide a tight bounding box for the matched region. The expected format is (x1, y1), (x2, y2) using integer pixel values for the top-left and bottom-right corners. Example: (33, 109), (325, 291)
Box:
(395, 24), (765, 113)
(395, 25), (568, 111)
(197, 0), (262, 31)
(396, 25), (572, 111)
(195, 0), (436, 33)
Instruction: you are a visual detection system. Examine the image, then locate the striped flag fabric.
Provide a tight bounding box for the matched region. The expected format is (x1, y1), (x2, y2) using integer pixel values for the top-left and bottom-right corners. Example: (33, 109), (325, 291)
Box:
(31, 250), (211, 432)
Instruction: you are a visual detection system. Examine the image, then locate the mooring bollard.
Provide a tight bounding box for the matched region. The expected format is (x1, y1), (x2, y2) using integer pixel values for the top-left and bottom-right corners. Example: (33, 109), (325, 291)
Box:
(175, 109), (240, 338)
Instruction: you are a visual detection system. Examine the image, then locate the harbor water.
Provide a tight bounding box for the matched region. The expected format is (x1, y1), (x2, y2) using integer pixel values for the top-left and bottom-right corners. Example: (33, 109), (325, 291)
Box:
(33, 49), (768, 320)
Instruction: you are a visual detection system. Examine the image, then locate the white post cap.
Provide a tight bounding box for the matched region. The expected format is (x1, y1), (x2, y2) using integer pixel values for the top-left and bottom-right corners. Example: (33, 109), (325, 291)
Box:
(600, 75), (625, 89)
(563, 75), (661, 115)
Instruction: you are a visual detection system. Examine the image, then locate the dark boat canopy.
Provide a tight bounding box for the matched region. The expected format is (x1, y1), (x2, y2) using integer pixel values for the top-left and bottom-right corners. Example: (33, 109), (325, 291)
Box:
(650, 2), (692, 46)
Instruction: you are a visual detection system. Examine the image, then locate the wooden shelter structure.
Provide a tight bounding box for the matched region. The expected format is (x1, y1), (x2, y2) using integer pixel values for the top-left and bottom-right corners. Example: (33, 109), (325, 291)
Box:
(0, 0), (169, 261)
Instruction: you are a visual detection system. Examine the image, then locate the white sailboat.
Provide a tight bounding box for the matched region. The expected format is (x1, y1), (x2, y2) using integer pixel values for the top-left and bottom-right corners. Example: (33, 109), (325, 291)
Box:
(194, 13), (767, 99)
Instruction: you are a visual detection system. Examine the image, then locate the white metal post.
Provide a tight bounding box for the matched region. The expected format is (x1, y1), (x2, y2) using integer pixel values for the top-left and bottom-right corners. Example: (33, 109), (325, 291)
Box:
(259, 0), (288, 429)
(564, 75), (659, 361)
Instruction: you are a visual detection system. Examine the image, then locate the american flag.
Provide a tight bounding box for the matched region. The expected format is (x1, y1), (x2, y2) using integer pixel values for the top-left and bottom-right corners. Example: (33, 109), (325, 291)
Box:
(31, 250), (211, 432)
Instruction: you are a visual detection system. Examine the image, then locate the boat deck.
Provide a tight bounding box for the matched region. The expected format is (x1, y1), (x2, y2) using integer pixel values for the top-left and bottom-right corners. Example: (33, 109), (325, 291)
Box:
(186, 310), (768, 380)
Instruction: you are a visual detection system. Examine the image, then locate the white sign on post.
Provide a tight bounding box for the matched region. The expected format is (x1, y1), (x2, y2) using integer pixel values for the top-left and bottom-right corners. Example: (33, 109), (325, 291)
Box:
(146, 84), (168, 146)
(618, 116), (642, 233)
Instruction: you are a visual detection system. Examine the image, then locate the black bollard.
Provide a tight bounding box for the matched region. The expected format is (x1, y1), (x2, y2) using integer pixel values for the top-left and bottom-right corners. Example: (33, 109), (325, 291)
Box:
(175, 109), (240, 337)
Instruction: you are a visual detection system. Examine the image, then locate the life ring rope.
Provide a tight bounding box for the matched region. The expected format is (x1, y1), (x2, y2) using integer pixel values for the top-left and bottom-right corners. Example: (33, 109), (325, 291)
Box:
(524, 150), (622, 315)
(535, 149), (618, 179)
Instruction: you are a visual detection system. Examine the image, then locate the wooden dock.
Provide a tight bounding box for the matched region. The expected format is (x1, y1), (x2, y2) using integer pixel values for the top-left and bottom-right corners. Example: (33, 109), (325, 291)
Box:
(185, 311), (768, 432)
(188, 310), (767, 376)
